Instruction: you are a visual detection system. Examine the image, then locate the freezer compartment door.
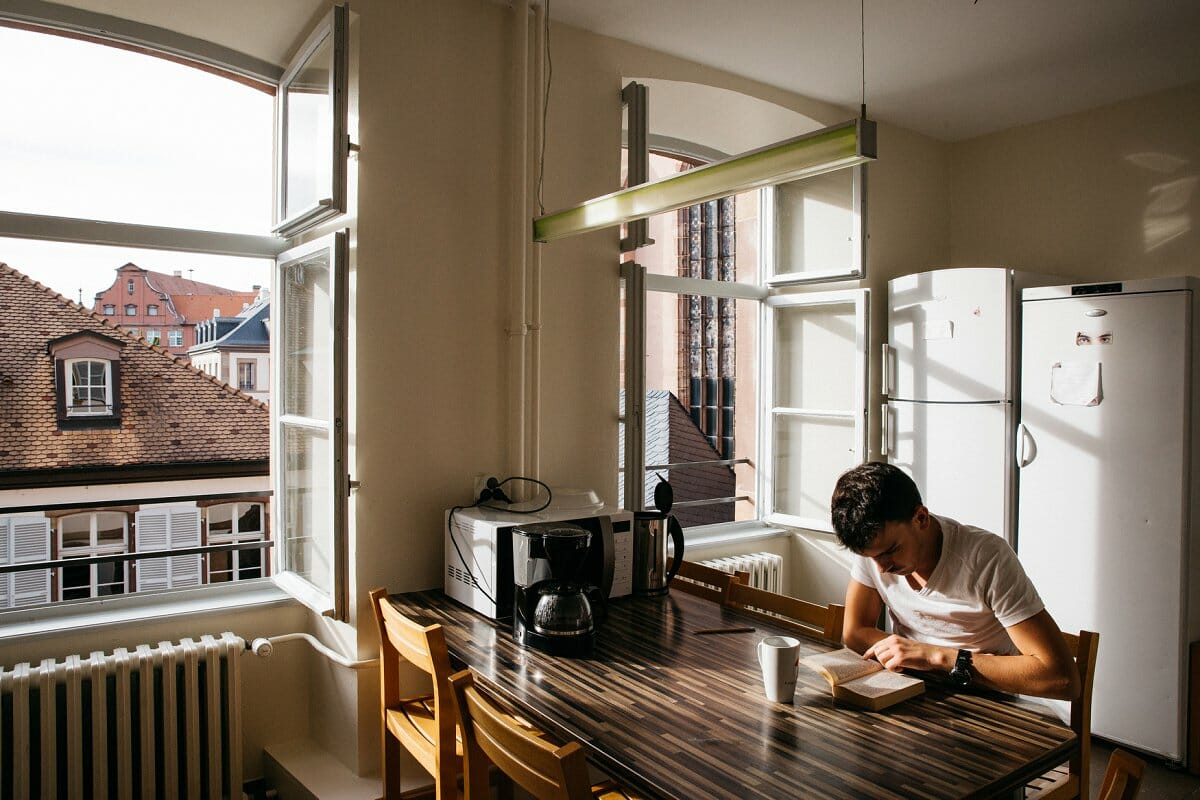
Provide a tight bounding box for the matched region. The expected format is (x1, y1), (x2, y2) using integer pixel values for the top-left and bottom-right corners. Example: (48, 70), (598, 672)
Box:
(1017, 289), (1190, 760)
(887, 267), (1012, 402)
(884, 400), (1013, 541)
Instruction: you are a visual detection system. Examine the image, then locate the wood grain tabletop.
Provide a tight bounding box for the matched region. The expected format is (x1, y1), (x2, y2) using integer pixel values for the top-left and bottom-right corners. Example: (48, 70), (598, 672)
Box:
(389, 589), (1075, 800)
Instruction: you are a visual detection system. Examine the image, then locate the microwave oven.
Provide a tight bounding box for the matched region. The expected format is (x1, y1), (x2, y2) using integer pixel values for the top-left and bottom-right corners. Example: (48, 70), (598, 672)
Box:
(445, 504), (633, 618)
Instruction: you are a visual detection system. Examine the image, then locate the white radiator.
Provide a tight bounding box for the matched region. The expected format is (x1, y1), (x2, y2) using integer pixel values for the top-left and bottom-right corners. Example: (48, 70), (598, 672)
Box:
(699, 552), (784, 594)
(0, 632), (244, 800)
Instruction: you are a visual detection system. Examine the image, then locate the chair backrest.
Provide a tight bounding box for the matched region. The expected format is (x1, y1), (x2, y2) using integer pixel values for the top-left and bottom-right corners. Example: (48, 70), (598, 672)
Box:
(1096, 749), (1145, 800)
(724, 581), (845, 644)
(1064, 629), (1100, 800)
(369, 587), (457, 777)
(449, 669), (593, 800)
(674, 560), (749, 603)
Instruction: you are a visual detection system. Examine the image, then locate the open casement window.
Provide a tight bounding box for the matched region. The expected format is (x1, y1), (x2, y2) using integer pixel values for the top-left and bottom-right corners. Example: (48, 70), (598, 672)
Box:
(65, 358), (113, 416)
(273, 231), (349, 619)
(763, 166), (866, 286)
(58, 511), (128, 600)
(762, 290), (868, 530)
(134, 507), (202, 591)
(1, 517), (52, 608)
(274, 4), (349, 237)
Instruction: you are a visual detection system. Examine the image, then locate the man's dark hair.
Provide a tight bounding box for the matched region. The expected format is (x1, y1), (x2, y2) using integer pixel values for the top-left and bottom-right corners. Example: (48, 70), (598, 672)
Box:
(830, 462), (923, 552)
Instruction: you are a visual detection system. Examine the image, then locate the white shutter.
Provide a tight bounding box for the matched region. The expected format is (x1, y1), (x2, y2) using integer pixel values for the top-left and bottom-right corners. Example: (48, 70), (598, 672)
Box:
(167, 508), (202, 588)
(11, 518), (51, 607)
(134, 509), (171, 592)
(0, 520), (11, 607)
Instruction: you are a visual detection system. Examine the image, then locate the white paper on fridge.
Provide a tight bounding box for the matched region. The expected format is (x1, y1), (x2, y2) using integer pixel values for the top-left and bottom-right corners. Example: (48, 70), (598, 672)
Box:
(1050, 361), (1103, 406)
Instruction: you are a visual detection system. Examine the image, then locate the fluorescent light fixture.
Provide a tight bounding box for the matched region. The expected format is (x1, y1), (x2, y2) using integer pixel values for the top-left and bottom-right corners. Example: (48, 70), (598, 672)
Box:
(533, 117), (876, 243)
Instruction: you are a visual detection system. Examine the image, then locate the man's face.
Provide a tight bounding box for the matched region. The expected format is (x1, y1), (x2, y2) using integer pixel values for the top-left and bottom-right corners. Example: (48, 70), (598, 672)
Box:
(857, 509), (928, 577)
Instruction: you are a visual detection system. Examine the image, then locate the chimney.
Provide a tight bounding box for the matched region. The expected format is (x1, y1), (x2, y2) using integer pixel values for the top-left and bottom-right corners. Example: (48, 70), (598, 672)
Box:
(173, 270), (182, 277)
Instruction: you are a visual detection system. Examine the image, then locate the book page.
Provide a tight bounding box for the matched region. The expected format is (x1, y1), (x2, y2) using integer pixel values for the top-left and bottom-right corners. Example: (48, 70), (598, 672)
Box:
(802, 647), (882, 687)
(844, 669), (923, 698)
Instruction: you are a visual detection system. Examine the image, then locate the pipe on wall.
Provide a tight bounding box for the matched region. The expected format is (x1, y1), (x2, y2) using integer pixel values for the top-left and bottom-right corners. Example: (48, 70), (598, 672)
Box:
(507, 0), (531, 489)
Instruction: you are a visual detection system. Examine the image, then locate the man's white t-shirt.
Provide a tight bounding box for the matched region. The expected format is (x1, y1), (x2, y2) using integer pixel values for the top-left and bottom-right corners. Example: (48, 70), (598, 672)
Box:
(849, 515), (1044, 655)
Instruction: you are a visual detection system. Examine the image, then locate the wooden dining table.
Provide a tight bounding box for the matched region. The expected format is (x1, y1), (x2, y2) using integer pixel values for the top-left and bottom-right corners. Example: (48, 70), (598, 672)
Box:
(389, 588), (1076, 800)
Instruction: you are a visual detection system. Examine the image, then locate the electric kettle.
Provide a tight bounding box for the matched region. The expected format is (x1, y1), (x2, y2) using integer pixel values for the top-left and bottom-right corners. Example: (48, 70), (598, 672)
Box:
(632, 480), (685, 596)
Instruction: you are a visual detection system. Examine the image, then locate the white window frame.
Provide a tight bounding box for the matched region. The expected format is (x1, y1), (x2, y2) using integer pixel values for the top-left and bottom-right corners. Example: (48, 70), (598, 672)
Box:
(57, 511), (129, 601)
(144, 329), (161, 345)
(0, 8), (360, 625)
(238, 360), (256, 391)
(272, 230), (349, 619)
(273, 4), (349, 238)
(124, 303), (137, 316)
(761, 165), (867, 286)
(167, 329), (183, 347)
(64, 357), (113, 416)
(206, 502), (266, 583)
(760, 290), (869, 531)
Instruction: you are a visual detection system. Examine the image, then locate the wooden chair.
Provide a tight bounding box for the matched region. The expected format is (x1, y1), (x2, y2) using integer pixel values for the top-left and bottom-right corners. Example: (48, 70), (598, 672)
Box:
(723, 581), (845, 644)
(1096, 749), (1146, 800)
(448, 669), (641, 800)
(1023, 629), (1100, 800)
(370, 586), (459, 799)
(673, 560), (749, 603)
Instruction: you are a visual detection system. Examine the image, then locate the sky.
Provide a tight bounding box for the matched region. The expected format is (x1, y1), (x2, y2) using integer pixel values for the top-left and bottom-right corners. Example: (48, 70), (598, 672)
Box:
(0, 25), (274, 303)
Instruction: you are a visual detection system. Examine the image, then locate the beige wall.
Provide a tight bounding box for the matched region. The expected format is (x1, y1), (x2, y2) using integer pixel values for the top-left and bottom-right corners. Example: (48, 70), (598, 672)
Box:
(949, 81), (1200, 281)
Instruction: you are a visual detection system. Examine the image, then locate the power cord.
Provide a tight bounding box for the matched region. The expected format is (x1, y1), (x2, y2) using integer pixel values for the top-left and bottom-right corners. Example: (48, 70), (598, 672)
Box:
(447, 476), (554, 608)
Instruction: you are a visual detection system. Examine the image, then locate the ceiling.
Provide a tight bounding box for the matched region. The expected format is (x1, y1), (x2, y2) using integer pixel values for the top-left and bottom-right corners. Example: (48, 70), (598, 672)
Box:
(549, 0), (1200, 141)
(39, 0), (1200, 142)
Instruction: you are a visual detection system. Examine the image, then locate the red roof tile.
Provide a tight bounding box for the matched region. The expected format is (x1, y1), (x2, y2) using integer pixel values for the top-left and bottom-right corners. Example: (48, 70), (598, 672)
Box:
(0, 263), (269, 476)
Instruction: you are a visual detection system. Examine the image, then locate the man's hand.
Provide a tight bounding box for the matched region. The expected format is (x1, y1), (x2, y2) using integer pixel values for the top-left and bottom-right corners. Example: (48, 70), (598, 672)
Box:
(863, 635), (953, 673)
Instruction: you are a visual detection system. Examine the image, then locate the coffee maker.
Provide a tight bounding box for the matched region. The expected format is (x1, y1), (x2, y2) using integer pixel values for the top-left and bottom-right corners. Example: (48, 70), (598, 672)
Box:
(512, 522), (597, 657)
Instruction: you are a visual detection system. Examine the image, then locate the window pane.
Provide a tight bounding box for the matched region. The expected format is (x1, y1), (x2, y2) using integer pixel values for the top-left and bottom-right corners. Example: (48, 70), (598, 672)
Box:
(773, 415), (856, 524)
(95, 561), (125, 595)
(638, 293), (757, 524)
(95, 513), (125, 546)
(282, 425), (332, 594)
(0, 27), (272, 233)
(772, 168), (860, 279)
(239, 546), (263, 580)
(284, 31), (333, 219)
(61, 515), (91, 549)
(208, 504), (234, 537)
(281, 251), (332, 419)
(774, 303), (857, 410)
(238, 504), (263, 534)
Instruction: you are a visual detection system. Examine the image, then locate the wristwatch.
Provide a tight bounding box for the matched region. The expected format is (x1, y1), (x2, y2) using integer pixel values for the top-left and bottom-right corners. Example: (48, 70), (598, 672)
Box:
(949, 649), (973, 686)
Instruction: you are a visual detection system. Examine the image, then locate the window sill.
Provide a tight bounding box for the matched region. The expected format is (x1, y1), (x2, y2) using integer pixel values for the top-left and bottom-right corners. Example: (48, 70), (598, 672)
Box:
(682, 519), (793, 549)
(0, 579), (295, 642)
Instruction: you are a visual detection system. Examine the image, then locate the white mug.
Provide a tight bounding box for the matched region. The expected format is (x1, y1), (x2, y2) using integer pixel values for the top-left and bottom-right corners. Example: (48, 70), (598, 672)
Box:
(757, 635), (801, 703)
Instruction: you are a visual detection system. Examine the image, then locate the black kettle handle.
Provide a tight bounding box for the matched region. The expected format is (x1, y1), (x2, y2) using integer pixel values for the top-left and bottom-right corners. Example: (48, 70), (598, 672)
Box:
(666, 515), (685, 583)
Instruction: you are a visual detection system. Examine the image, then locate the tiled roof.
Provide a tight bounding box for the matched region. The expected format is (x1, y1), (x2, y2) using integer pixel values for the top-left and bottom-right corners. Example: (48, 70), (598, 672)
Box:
(0, 263), (269, 475)
(139, 266), (250, 297)
(170, 293), (258, 324)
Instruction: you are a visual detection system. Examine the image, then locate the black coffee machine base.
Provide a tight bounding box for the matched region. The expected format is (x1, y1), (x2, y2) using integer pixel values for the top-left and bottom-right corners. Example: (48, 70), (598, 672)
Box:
(513, 620), (595, 658)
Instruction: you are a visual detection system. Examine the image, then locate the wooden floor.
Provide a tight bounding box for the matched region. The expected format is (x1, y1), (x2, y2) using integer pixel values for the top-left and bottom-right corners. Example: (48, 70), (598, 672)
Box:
(1091, 739), (1200, 799)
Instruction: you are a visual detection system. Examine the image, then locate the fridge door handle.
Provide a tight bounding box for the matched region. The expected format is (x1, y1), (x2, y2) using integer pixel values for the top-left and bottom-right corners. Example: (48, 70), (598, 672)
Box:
(881, 343), (893, 396)
(1016, 423), (1037, 468)
(881, 403), (890, 456)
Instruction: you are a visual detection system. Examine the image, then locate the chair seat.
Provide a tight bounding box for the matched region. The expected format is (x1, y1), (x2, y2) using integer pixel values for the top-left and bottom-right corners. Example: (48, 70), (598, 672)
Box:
(591, 778), (643, 799)
(1024, 763), (1077, 799)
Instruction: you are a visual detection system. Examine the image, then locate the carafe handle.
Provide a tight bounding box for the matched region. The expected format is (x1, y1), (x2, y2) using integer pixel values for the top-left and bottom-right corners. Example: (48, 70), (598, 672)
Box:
(665, 515), (685, 584)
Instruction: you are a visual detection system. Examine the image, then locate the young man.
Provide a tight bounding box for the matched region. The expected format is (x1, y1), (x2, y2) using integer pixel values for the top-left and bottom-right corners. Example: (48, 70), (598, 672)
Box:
(831, 462), (1080, 700)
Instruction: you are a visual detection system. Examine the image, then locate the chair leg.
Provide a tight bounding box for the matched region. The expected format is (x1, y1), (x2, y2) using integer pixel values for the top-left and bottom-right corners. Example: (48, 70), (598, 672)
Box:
(383, 733), (405, 798)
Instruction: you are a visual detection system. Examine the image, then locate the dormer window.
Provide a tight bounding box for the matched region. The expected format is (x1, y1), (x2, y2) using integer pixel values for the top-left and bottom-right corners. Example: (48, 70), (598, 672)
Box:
(127, 278), (135, 294)
(48, 331), (123, 428)
(66, 358), (112, 415)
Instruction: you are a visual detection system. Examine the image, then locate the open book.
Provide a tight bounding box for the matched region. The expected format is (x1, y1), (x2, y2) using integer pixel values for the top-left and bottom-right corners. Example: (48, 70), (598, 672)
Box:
(801, 647), (924, 711)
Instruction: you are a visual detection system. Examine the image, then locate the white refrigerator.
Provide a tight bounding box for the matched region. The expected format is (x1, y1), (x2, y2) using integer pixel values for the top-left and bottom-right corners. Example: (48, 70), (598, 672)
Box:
(884, 267), (1051, 544)
(1017, 277), (1200, 764)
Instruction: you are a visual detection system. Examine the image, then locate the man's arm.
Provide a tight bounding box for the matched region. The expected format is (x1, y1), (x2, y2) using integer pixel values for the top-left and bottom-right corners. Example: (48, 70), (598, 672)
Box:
(843, 577), (889, 653)
(863, 609), (1081, 700)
